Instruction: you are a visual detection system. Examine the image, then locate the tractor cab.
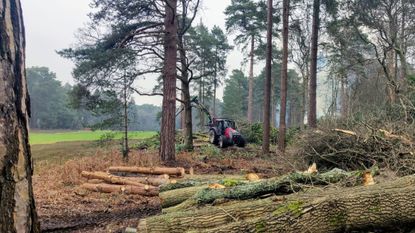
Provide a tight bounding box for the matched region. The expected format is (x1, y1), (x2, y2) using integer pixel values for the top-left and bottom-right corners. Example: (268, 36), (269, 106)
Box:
(209, 118), (245, 148)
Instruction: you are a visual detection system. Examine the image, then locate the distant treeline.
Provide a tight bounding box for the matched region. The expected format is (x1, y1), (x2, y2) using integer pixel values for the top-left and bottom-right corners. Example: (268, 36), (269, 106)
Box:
(27, 67), (161, 131)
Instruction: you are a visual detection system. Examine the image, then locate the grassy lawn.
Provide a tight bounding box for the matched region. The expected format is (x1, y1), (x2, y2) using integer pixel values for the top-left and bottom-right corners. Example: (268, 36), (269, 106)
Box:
(30, 130), (157, 145)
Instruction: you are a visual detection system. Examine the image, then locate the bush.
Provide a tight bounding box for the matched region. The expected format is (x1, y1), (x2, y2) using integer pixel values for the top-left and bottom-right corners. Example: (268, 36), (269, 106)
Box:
(238, 121), (279, 144)
(133, 133), (160, 150)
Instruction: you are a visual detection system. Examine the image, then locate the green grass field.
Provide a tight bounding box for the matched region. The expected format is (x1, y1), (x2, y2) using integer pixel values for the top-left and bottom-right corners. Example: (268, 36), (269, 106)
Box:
(30, 130), (157, 145)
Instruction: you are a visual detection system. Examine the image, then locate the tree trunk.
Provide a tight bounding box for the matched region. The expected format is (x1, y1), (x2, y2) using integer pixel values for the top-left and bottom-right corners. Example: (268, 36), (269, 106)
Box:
(109, 166), (185, 177)
(213, 79), (217, 117)
(271, 71), (276, 128)
(122, 75), (129, 162)
(262, 0), (273, 155)
(182, 83), (193, 150)
(279, 0), (290, 153)
(138, 173), (415, 233)
(0, 1), (40, 231)
(81, 183), (159, 196)
(308, 0), (320, 128)
(340, 74), (349, 118)
(160, 185), (207, 208)
(160, 0), (178, 162)
(81, 171), (158, 188)
(247, 35), (255, 123)
(178, 34), (193, 151)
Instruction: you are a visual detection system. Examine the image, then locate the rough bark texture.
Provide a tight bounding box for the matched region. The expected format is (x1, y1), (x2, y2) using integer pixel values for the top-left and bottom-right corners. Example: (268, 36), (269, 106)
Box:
(160, 0), (178, 162)
(278, 0), (290, 152)
(262, 0), (273, 155)
(109, 166), (185, 177)
(247, 35), (255, 123)
(172, 169), (364, 210)
(81, 171), (158, 188)
(138, 174), (415, 233)
(308, 0), (320, 128)
(178, 35), (193, 151)
(0, 0), (40, 232)
(122, 75), (129, 161)
(160, 185), (207, 208)
(81, 183), (159, 196)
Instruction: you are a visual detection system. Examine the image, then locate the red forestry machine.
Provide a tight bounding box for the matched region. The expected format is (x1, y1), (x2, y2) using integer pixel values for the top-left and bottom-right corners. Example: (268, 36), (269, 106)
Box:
(177, 97), (246, 148)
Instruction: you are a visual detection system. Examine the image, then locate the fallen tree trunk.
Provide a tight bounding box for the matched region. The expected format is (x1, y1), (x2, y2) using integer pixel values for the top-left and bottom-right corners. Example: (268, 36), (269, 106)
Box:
(81, 171), (157, 188)
(159, 180), (205, 192)
(138, 174), (415, 232)
(167, 168), (372, 212)
(81, 183), (159, 196)
(109, 166), (185, 177)
(160, 185), (207, 208)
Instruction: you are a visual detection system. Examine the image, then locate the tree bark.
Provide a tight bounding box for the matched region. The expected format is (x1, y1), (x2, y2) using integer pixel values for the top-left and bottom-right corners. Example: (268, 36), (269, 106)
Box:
(308, 0), (320, 128)
(109, 166), (185, 177)
(178, 33), (193, 151)
(81, 171), (158, 188)
(160, 185), (207, 208)
(81, 183), (159, 196)
(340, 74), (349, 118)
(271, 71), (276, 128)
(279, 0), (290, 152)
(247, 35), (255, 123)
(122, 75), (129, 162)
(138, 173), (415, 233)
(262, 0), (273, 155)
(0, 1), (40, 232)
(160, 0), (178, 162)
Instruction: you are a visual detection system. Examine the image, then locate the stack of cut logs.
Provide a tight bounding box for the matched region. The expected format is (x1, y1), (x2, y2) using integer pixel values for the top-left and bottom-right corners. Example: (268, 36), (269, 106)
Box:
(80, 166), (186, 197)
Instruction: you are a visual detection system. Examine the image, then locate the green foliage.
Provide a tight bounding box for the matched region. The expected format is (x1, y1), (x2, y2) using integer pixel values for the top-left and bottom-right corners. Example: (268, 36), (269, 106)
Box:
(219, 179), (244, 187)
(199, 144), (221, 158)
(27, 67), (83, 129)
(225, 0), (267, 50)
(95, 131), (117, 147)
(222, 70), (248, 120)
(242, 122), (264, 144)
(133, 133), (160, 150)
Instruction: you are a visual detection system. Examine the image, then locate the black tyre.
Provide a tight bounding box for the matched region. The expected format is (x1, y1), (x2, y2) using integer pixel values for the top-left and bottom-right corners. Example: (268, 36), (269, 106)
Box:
(209, 130), (218, 145)
(219, 135), (227, 148)
(236, 136), (246, 148)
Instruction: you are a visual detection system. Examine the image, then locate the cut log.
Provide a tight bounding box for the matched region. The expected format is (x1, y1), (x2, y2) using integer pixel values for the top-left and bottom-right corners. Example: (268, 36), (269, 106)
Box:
(177, 168), (371, 208)
(81, 171), (157, 188)
(109, 166), (185, 177)
(81, 183), (159, 196)
(160, 185), (207, 208)
(159, 180), (205, 192)
(123, 176), (169, 186)
(138, 174), (415, 232)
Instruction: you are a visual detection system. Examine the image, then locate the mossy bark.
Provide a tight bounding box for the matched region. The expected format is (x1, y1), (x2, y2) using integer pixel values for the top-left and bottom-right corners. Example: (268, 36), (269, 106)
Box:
(172, 168), (368, 211)
(160, 185), (207, 208)
(138, 174), (415, 233)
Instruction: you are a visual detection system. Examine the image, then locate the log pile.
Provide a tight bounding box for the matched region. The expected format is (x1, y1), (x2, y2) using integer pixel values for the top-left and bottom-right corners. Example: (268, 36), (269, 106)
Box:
(79, 166), (188, 197)
(138, 174), (415, 232)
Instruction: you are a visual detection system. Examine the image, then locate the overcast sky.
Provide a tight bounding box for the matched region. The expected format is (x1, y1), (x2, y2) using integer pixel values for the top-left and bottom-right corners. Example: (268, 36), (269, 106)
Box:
(21, 0), (247, 106)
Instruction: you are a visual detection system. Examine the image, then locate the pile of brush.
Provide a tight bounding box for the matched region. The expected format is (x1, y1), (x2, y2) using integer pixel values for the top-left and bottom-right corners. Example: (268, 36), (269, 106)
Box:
(297, 128), (415, 175)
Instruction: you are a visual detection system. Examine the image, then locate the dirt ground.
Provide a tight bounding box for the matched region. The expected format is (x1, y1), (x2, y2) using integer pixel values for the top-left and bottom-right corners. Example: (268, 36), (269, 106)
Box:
(33, 144), (285, 232)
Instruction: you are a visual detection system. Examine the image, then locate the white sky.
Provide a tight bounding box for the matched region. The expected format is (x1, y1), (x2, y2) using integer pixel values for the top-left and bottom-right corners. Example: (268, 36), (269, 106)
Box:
(21, 0), (247, 106)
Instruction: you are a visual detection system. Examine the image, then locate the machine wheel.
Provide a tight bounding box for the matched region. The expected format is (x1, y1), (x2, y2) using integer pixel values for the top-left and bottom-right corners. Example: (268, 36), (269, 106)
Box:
(236, 137), (246, 148)
(209, 130), (218, 145)
(219, 135), (227, 148)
